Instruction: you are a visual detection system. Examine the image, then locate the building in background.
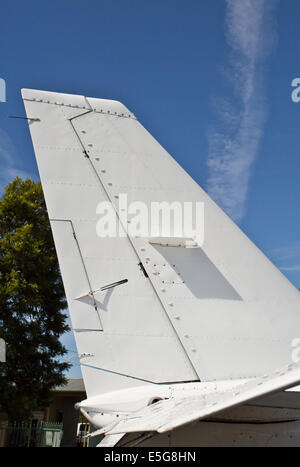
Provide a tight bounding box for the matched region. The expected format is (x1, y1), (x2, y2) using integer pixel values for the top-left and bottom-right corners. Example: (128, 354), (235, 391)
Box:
(46, 378), (87, 447)
(0, 378), (88, 447)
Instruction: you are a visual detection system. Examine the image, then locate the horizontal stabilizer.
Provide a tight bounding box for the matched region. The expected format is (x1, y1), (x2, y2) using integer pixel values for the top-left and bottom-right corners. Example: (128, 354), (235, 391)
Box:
(101, 361), (300, 437)
(96, 433), (124, 447)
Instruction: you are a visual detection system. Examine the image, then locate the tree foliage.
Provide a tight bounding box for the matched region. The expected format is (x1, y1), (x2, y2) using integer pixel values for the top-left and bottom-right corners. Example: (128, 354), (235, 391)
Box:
(0, 177), (70, 420)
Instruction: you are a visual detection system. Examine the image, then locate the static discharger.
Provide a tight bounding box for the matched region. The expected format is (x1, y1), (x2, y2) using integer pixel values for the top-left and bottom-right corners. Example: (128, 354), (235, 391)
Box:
(7, 115), (40, 121)
(76, 278), (128, 300)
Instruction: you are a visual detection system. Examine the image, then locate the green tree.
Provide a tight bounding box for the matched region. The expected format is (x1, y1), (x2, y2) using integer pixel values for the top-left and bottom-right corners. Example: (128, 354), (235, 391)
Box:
(0, 177), (70, 420)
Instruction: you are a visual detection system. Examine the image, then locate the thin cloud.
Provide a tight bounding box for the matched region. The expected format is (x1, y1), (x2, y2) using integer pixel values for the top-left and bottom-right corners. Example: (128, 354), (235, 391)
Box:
(0, 128), (34, 192)
(279, 265), (300, 272)
(269, 242), (300, 262)
(206, 0), (278, 221)
(268, 242), (300, 273)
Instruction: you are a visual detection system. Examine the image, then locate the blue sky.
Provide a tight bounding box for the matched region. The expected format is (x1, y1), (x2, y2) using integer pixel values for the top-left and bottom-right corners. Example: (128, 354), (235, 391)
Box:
(1, 0), (300, 377)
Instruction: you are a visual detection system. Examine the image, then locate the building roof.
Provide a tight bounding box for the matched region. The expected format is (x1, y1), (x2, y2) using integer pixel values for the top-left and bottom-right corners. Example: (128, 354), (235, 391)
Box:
(54, 378), (85, 393)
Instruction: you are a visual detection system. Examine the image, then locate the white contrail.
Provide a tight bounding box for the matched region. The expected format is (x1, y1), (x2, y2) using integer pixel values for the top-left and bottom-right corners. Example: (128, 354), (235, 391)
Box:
(206, 0), (277, 221)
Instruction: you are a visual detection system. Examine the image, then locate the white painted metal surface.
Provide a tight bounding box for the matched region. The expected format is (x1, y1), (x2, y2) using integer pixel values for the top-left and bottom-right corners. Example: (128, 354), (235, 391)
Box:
(123, 418), (300, 447)
(98, 362), (300, 435)
(22, 88), (300, 446)
(22, 88), (197, 390)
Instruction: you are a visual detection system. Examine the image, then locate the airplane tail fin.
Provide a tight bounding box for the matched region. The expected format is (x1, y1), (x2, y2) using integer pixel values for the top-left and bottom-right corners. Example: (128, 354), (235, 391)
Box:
(22, 89), (300, 398)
